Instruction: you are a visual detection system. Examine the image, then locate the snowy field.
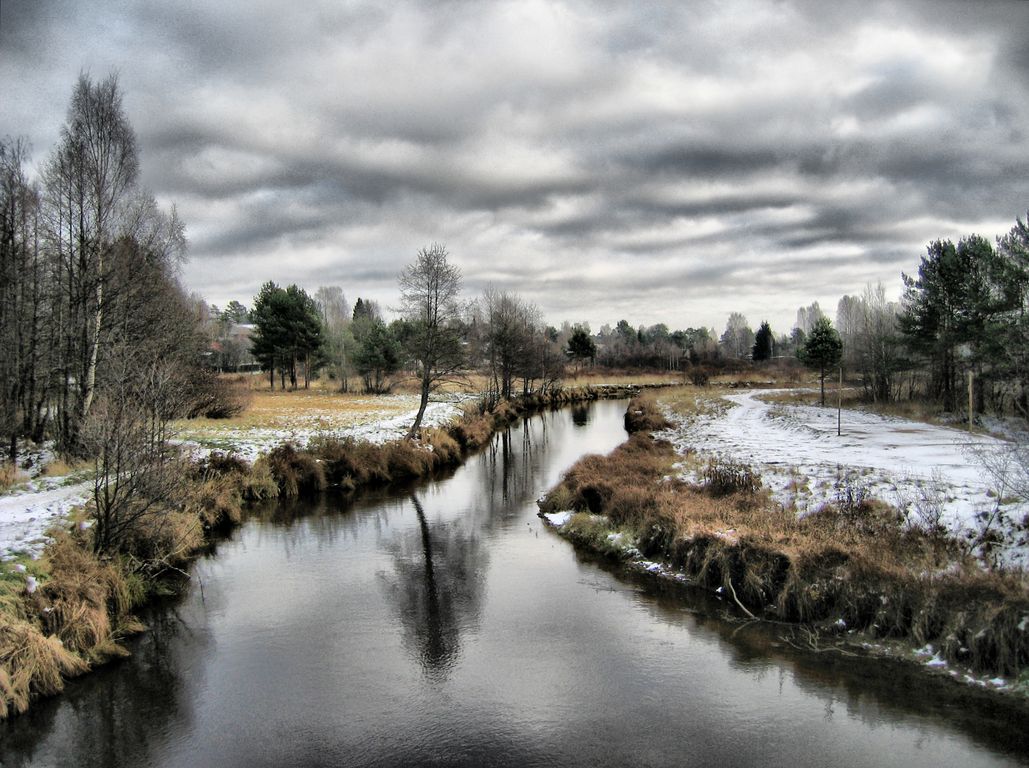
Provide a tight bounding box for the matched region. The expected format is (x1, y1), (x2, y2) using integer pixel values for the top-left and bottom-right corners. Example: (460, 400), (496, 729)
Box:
(0, 394), (467, 561)
(658, 389), (1029, 569)
(174, 393), (469, 463)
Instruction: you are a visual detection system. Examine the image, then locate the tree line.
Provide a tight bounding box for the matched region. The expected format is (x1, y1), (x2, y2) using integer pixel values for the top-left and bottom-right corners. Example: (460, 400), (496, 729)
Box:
(217, 208), (1029, 424)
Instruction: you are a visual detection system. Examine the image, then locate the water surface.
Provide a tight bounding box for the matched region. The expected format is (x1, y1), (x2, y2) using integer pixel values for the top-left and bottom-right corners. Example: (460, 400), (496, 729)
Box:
(1, 400), (1026, 767)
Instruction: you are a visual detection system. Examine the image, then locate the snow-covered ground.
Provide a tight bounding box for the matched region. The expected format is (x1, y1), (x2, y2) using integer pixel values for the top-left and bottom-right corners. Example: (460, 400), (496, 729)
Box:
(1, 394), (468, 561)
(658, 389), (1029, 569)
(176, 394), (468, 463)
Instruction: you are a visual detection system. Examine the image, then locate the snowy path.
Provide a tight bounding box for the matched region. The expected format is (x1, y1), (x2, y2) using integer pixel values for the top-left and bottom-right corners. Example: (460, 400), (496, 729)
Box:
(0, 481), (90, 561)
(660, 390), (1028, 567)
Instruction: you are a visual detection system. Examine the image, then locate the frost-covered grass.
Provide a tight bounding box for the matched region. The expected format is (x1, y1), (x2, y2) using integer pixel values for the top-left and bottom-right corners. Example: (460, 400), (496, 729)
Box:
(173, 390), (473, 462)
(1, 390), (472, 561)
(657, 387), (1029, 569)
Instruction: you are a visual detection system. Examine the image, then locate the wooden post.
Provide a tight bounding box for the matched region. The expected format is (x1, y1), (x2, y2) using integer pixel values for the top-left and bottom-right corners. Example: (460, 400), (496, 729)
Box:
(837, 365), (842, 437)
(968, 369), (974, 431)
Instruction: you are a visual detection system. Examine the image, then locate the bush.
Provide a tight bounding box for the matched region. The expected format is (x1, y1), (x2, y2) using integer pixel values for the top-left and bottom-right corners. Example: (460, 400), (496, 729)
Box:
(187, 372), (252, 419)
(266, 443), (326, 496)
(688, 366), (712, 387)
(624, 395), (671, 433)
(702, 457), (760, 496)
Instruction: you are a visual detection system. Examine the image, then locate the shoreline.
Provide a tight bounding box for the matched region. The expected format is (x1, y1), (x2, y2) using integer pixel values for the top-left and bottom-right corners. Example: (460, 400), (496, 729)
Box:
(0, 383), (646, 720)
(537, 394), (1029, 707)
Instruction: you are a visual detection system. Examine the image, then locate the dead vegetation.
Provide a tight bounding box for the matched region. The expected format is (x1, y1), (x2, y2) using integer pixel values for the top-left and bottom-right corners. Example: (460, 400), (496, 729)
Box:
(0, 535), (148, 718)
(540, 426), (1029, 681)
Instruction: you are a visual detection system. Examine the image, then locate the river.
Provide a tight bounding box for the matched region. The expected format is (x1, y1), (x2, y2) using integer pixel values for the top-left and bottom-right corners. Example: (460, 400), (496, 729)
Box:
(1, 400), (1026, 767)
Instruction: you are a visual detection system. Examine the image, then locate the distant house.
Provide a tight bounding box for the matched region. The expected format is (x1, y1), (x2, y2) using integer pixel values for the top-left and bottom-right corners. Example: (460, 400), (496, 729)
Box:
(209, 323), (259, 372)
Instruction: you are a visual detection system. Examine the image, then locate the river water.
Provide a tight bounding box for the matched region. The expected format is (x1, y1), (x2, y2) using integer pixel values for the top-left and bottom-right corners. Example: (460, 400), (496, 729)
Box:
(1, 400), (1026, 767)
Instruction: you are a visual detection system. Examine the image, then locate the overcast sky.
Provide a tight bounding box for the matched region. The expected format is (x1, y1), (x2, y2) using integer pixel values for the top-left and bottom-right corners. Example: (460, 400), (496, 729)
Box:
(2, 0), (1027, 334)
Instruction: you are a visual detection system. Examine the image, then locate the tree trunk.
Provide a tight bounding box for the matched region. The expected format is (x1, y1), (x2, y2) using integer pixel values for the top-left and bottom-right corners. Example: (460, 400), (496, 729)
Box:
(407, 377), (431, 439)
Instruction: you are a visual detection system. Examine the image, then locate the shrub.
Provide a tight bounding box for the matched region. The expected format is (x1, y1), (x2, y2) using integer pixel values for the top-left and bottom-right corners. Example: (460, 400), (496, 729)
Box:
(266, 443), (326, 496)
(702, 457), (760, 497)
(688, 366), (712, 387)
(187, 372), (252, 419)
(624, 394), (671, 433)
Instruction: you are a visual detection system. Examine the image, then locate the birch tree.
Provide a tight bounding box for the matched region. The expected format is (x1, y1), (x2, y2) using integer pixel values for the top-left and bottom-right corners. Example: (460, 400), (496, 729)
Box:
(398, 243), (464, 439)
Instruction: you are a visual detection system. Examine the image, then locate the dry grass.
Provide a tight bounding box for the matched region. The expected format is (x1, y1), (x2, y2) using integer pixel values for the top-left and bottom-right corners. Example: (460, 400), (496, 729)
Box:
(0, 534), (151, 719)
(658, 385), (736, 421)
(0, 619), (89, 718)
(173, 384), (437, 446)
(563, 370), (681, 388)
(266, 443), (327, 496)
(0, 462), (27, 492)
(40, 457), (87, 478)
(624, 393), (672, 433)
(541, 428), (1029, 678)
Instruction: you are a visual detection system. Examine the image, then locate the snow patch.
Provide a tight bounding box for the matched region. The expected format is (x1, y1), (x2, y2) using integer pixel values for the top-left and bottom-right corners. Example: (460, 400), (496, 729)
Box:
(658, 389), (1029, 569)
(543, 511), (575, 528)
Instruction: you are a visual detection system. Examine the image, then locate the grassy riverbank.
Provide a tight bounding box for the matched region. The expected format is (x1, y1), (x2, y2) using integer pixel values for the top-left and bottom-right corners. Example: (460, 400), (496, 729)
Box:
(539, 394), (1029, 697)
(0, 382), (645, 719)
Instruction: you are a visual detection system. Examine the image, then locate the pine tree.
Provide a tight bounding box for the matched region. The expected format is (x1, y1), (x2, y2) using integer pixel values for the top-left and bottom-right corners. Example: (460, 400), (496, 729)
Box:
(752, 321), (774, 362)
(799, 317), (842, 406)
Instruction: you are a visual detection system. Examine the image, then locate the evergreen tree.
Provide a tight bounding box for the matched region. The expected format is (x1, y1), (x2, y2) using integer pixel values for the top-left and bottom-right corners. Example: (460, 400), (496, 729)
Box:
(352, 320), (402, 393)
(799, 317), (842, 406)
(566, 325), (596, 368)
(899, 236), (1004, 412)
(752, 321), (774, 362)
(250, 282), (323, 389)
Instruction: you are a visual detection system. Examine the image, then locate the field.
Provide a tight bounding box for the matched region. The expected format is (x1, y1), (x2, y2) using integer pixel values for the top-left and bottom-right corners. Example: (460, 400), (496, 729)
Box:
(656, 385), (1029, 569)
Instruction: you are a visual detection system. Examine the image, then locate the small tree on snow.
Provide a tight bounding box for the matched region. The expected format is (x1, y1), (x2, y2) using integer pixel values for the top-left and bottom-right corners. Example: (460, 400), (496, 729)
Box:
(799, 317), (842, 406)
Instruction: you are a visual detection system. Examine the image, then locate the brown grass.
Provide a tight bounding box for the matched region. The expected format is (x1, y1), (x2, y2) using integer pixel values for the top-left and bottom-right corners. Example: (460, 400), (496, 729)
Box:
(0, 619), (89, 718)
(266, 443), (327, 496)
(623, 393), (671, 433)
(0, 534), (152, 718)
(0, 463), (27, 492)
(541, 426), (1029, 679)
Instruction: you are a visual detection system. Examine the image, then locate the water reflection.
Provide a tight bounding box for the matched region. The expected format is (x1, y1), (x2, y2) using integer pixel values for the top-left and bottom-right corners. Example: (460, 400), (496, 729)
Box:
(477, 414), (550, 517)
(380, 493), (487, 679)
(571, 403), (590, 426)
(2, 400), (1026, 768)
(0, 602), (195, 768)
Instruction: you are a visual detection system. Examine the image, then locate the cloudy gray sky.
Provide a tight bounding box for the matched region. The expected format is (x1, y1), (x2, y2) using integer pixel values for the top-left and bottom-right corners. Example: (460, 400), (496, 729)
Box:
(2, 0), (1027, 334)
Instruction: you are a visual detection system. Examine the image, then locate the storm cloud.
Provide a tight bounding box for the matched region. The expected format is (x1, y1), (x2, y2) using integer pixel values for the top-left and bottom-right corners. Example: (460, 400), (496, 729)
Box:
(2, 0), (1027, 332)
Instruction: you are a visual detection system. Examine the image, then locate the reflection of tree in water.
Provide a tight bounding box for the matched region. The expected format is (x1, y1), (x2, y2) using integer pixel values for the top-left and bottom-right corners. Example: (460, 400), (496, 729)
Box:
(571, 403), (590, 426)
(381, 494), (488, 680)
(478, 411), (551, 518)
(0, 605), (193, 768)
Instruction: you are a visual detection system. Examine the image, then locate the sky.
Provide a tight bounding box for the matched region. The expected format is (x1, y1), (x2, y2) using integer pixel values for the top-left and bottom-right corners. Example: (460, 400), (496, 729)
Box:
(2, 0), (1027, 335)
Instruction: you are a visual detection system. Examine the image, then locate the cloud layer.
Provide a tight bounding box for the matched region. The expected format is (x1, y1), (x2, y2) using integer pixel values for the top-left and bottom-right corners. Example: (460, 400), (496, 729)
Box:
(2, 0), (1027, 333)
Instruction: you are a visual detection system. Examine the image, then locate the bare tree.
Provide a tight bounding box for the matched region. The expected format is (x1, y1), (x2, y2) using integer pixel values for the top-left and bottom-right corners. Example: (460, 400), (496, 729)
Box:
(719, 312), (754, 359)
(44, 74), (139, 452)
(315, 285), (353, 391)
(398, 243), (464, 439)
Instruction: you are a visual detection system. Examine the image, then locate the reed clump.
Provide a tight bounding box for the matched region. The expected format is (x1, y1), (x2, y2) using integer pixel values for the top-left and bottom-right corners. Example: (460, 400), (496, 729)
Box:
(623, 393), (671, 433)
(540, 419), (1029, 679)
(0, 534), (151, 718)
(266, 443), (327, 496)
